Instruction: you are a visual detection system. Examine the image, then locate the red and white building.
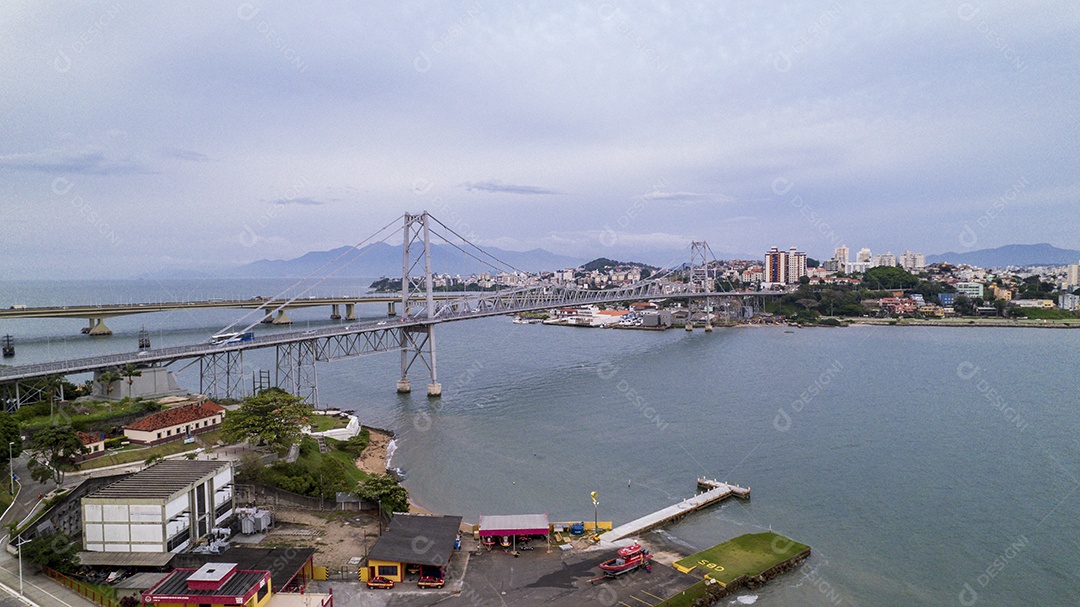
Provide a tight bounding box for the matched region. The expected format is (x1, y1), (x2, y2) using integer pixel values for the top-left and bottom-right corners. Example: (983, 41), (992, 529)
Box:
(123, 401), (225, 446)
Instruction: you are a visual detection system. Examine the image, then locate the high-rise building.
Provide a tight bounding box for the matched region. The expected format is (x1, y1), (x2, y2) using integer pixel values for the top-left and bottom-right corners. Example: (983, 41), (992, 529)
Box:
(872, 252), (897, 267)
(899, 250), (926, 272)
(764, 246), (807, 285)
(764, 247), (786, 284)
(787, 247), (807, 284)
(857, 247), (872, 263)
(1067, 260), (1080, 287)
(834, 245), (850, 265)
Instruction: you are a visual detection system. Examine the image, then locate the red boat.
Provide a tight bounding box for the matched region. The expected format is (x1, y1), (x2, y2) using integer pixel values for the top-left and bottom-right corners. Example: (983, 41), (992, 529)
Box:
(598, 543), (652, 574)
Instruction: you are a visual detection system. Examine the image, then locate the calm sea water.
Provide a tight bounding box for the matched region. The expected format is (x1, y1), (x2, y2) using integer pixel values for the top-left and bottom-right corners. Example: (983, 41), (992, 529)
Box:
(2, 280), (1078, 606)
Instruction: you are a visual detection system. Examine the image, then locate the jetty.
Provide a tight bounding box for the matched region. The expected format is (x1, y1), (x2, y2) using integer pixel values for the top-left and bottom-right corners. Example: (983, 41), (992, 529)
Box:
(606, 478), (750, 541)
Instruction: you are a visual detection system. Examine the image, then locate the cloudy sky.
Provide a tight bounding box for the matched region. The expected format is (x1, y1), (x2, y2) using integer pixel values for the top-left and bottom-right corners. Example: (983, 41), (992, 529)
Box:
(1, 1), (1077, 278)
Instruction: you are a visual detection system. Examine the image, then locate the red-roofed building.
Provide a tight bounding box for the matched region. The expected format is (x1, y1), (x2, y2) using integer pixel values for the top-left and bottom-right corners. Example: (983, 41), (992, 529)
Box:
(75, 432), (106, 462)
(124, 401), (225, 446)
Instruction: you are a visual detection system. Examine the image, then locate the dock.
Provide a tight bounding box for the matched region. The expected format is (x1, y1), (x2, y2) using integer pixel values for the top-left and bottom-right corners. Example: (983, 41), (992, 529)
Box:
(605, 478), (750, 542)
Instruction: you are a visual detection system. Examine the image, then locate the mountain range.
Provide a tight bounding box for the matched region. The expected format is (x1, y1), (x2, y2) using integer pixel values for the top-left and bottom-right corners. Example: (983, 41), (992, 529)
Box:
(231, 243), (587, 278)
(927, 243), (1080, 268)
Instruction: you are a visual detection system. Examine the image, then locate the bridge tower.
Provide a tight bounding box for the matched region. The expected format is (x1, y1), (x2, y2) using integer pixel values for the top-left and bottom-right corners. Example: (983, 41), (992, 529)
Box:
(396, 212), (441, 397)
(689, 241), (712, 331)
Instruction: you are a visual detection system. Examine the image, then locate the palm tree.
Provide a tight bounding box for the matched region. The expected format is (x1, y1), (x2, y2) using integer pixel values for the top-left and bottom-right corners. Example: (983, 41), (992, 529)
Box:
(120, 365), (142, 399)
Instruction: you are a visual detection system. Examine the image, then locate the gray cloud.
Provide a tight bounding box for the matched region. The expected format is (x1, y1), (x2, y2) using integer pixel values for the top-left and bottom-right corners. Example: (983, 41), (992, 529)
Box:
(160, 147), (210, 162)
(268, 197), (328, 206)
(461, 180), (564, 195)
(0, 147), (148, 175)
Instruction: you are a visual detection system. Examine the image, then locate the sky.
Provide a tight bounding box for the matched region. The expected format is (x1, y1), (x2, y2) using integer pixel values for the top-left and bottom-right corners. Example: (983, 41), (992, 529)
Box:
(1, 1), (1078, 279)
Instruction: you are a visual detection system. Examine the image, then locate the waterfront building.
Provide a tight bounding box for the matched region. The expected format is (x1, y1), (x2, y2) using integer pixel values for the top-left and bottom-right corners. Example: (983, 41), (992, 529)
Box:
(82, 460), (233, 554)
(955, 282), (985, 299)
(1059, 293), (1080, 310)
(123, 401), (225, 446)
(362, 514), (462, 583)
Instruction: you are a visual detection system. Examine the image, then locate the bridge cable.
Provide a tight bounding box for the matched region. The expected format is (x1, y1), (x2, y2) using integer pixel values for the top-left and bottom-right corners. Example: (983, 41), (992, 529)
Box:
(214, 216), (404, 337)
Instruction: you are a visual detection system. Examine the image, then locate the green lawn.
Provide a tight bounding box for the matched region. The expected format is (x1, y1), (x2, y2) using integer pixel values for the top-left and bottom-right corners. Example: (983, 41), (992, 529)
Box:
(77, 436), (206, 470)
(17, 399), (156, 432)
(673, 532), (809, 585)
(307, 415), (350, 433)
(297, 437), (368, 485)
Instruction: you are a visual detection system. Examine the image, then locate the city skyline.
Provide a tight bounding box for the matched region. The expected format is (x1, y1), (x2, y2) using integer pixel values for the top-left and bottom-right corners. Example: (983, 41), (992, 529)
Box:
(1, 2), (1077, 279)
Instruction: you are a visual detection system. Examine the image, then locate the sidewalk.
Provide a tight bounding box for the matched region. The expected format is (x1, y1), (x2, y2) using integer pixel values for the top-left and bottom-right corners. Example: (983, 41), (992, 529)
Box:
(0, 552), (96, 607)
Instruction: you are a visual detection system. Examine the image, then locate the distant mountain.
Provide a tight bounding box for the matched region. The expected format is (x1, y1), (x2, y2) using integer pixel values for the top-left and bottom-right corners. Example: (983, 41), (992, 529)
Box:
(230, 243), (587, 278)
(928, 243), (1080, 268)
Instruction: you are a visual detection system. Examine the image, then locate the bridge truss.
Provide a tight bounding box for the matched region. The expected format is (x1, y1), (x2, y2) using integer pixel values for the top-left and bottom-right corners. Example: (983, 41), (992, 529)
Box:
(0, 212), (779, 408)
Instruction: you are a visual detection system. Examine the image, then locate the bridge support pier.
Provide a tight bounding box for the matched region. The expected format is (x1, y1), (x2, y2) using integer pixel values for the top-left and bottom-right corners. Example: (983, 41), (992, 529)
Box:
(396, 379), (411, 393)
(87, 318), (112, 336)
(272, 309), (293, 325)
(387, 302), (396, 317)
(345, 303), (356, 321)
(330, 304), (341, 320)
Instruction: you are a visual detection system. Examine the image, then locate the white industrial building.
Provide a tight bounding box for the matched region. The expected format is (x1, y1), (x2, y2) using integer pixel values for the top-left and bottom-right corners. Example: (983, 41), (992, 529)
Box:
(82, 460), (234, 554)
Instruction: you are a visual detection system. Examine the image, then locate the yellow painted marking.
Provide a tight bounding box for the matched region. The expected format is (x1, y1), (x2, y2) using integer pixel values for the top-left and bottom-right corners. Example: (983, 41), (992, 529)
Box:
(641, 590), (665, 601)
(629, 595), (656, 606)
(618, 602), (634, 607)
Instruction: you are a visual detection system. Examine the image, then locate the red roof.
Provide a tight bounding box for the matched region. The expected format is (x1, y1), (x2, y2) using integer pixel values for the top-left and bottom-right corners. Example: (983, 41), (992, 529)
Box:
(125, 401), (224, 432)
(78, 432), (103, 445)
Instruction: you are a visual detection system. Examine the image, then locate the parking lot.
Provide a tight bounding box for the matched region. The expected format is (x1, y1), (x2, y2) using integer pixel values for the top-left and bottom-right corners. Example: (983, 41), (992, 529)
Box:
(314, 541), (698, 607)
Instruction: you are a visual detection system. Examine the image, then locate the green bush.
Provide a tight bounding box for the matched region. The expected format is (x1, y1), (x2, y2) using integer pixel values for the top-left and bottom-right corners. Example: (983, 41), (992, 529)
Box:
(338, 429), (370, 457)
(104, 437), (125, 449)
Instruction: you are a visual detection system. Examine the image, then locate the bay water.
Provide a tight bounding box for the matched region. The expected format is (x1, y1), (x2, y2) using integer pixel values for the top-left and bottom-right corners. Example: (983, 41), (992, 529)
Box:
(2, 279), (1077, 606)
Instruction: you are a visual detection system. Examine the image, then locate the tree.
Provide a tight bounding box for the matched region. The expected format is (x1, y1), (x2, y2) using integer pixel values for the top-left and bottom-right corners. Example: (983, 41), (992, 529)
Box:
(28, 426), (85, 486)
(21, 531), (79, 573)
(120, 364), (142, 398)
(221, 388), (312, 451)
(356, 474), (410, 514)
(863, 266), (920, 290)
(0, 415), (22, 465)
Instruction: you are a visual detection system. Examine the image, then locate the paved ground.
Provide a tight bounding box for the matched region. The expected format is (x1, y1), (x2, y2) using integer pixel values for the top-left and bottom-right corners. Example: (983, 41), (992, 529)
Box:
(311, 543), (698, 607)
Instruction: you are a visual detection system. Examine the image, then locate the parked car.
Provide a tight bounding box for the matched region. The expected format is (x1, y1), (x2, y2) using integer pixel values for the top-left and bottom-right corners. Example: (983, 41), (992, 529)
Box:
(366, 576), (394, 589)
(418, 576), (445, 588)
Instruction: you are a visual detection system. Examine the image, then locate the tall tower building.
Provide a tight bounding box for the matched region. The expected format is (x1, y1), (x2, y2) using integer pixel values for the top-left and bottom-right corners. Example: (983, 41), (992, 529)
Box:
(787, 247), (807, 284)
(765, 247), (786, 284)
(834, 245), (850, 264)
(857, 247), (872, 263)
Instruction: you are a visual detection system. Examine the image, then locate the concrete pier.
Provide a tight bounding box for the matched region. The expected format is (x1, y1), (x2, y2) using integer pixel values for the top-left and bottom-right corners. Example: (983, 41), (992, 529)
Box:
(345, 303), (356, 321)
(87, 318), (112, 336)
(606, 478), (750, 541)
(272, 309), (292, 325)
(396, 379), (411, 393)
(387, 302), (396, 317)
(427, 382), (442, 397)
(330, 304), (341, 320)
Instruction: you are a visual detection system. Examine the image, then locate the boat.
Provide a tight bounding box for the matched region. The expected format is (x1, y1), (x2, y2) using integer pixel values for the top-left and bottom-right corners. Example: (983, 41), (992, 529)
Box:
(512, 317), (528, 324)
(482, 535), (495, 547)
(500, 535), (511, 548)
(1, 335), (13, 357)
(598, 543), (652, 575)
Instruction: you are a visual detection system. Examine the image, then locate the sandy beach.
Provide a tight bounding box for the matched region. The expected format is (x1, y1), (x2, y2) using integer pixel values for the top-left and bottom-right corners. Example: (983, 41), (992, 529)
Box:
(354, 426), (394, 475)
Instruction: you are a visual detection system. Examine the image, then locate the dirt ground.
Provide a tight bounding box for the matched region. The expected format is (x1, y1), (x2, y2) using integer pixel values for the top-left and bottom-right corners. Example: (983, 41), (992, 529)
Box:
(263, 509), (381, 573)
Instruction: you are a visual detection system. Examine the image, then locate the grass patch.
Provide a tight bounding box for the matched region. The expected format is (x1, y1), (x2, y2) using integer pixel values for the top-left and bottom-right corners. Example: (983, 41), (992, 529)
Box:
(655, 579), (714, 607)
(673, 532), (809, 585)
(259, 437), (369, 498)
(77, 438), (201, 470)
(17, 399), (159, 432)
(307, 415), (350, 433)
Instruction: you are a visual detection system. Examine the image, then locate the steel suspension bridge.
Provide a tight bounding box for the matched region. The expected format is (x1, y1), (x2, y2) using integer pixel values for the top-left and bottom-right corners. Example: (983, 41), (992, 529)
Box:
(0, 212), (779, 408)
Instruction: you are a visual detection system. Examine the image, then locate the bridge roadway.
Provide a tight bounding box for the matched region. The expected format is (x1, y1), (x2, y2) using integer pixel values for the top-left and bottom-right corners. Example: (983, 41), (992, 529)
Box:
(0, 293), (474, 320)
(0, 283), (778, 384)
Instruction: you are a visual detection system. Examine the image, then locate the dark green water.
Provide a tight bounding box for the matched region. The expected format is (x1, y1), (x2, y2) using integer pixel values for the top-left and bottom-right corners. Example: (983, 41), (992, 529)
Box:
(2, 279), (1077, 605)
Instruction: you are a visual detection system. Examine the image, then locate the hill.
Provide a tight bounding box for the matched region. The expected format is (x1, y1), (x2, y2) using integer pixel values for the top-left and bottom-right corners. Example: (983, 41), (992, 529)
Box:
(928, 243), (1080, 268)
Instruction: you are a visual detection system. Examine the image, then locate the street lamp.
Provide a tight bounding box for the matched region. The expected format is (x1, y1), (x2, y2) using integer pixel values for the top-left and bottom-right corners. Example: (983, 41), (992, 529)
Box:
(590, 491), (599, 536)
(14, 536), (29, 596)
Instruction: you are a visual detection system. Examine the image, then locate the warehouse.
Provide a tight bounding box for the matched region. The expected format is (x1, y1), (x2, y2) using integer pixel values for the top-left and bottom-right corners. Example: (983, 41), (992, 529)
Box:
(81, 460), (233, 553)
